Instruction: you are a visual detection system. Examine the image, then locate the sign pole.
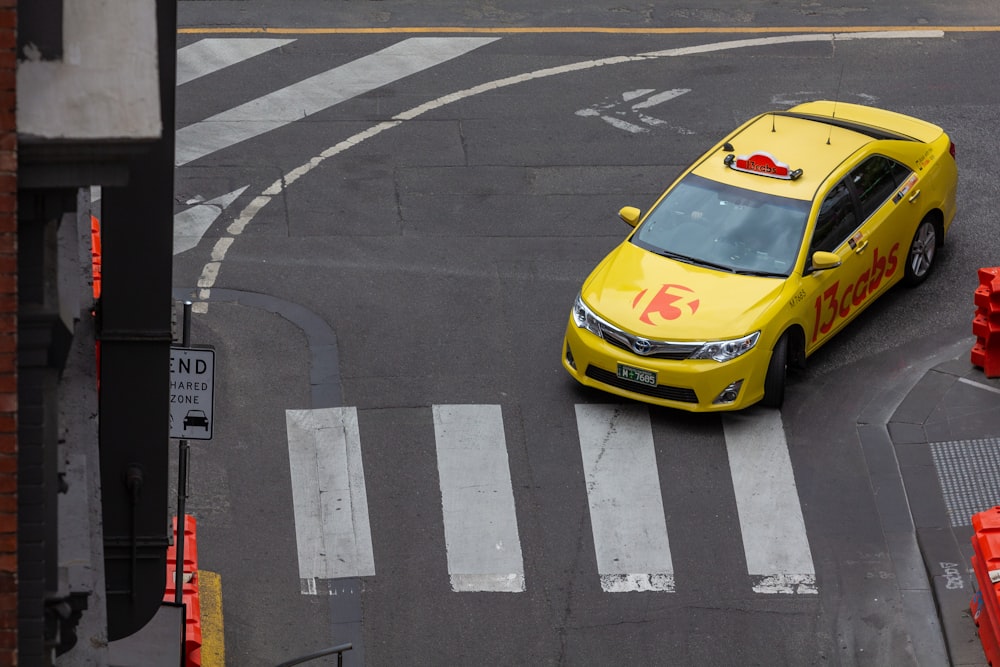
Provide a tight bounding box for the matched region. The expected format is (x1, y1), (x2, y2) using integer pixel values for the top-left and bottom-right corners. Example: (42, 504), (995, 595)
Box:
(175, 301), (193, 604)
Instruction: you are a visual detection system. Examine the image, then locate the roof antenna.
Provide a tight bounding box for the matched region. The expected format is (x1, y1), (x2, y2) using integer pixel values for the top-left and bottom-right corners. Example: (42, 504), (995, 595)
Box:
(828, 64), (845, 145)
(771, 112), (776, 133)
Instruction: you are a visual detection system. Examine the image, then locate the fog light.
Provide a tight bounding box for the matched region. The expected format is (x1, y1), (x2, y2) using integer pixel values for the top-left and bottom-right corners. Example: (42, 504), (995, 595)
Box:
(713, 379), (744, 405)
(565, 343), (576, 370)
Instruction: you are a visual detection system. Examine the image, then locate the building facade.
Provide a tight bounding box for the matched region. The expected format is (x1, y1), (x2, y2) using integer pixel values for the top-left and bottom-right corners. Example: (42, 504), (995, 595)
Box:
(14, 1), (178, 664)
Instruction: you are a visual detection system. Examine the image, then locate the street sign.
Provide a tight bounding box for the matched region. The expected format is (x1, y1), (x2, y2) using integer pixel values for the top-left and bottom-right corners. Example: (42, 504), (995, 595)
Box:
(169, 346), (215, 440)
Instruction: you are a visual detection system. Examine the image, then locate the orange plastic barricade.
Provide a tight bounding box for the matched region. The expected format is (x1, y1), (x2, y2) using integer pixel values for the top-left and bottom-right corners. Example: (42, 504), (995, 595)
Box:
(971, 507), (1000, 665)
(972, 267), (1000, 378)
(90, 215), (101, 299)
(165, 515), (203, 667)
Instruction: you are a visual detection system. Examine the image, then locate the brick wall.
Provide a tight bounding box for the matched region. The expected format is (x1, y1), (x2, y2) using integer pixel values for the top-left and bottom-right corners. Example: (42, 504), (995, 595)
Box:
(0, 0), (15, 664)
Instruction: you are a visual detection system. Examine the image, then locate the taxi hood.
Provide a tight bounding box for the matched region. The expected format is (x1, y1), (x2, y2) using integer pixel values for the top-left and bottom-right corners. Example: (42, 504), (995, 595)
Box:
(582, 242), (787, 340)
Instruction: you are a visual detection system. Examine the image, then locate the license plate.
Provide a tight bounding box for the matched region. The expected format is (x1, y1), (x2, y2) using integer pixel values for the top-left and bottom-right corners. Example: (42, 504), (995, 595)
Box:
(617, 363), (657, 387)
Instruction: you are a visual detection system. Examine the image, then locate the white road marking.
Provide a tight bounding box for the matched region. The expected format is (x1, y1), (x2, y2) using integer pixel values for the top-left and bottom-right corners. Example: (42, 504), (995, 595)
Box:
(177, 38), (295, 86)
(598, 116), (649, 134)
(958, 377), (1000, 396)
(175, 37), (498, 166)
(433, 405), (525, 592)
(622, 88), (655, 102)
(173, 186), (247, 255)
(188, 30), (943, 312)
(575, 404), (673, 592)
(630, 88), (690, 110)
(723, 411), (817, 594)
(577, 87), (692, 134)
(286, 407), (375, 592)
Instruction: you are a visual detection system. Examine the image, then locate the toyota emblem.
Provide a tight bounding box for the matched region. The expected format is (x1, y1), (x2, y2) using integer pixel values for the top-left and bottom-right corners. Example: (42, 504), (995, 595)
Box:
(632, 338), (653, 355)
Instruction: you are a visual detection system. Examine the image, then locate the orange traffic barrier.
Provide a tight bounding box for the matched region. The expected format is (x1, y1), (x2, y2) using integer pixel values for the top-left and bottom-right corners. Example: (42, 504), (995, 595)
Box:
(972, 267), (1000, 378)
(91, 216), (101, 388)
(165, 515), (203, 667)
(971, 507), (1000, 665)
(973, 588), (1000, 666)
(90, 215), (101, 299)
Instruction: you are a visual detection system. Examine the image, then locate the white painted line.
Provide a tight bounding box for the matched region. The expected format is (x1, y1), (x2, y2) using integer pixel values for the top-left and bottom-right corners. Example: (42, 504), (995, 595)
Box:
(433, 405), (525, 592)
(631, 88), (690, 110)
(622, 88), (655, 102)
(177, 38), (295, 86)
(723, 411), (817, 594)
(638, 30), (943, 58)
(958, 377), (1000, 396)
(175, 37), (498, 166)
(286, 407), (375, 591)
(197, 262), (220, 288)
(575, 404), (673, 592)
(599, 116), (648, 134)
(173, 186), (248, 255)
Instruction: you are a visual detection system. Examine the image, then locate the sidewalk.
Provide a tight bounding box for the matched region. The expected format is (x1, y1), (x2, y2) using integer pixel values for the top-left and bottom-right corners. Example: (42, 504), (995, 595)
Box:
(889, 354), (1000, 666)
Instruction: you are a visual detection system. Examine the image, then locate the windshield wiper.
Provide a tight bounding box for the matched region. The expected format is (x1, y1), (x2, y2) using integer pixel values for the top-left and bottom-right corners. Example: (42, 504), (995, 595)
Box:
(657, 250), (736, 273)
(732, 269), (786, 278)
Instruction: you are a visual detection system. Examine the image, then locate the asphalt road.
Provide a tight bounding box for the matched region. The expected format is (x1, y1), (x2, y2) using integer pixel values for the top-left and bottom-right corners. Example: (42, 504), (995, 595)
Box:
(173, 3), (1000, 665)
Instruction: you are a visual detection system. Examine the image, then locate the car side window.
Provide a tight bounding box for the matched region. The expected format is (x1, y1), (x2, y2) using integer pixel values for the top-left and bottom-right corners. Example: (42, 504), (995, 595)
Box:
(810, 179), (857, 254)
(850, 156), (912, 220)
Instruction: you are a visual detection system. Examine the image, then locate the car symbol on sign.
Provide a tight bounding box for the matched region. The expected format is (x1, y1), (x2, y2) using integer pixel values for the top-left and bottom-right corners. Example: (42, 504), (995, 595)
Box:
(183, 409), (209, 431)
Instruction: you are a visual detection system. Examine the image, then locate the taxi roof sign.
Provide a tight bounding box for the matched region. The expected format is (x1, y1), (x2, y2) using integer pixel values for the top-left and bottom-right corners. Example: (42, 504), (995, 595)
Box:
(725, 150), (803, 180)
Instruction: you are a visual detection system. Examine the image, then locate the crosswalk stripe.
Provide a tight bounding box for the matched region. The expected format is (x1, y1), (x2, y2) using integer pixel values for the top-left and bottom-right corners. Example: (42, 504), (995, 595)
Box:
(285, 407), (375, 591)
(177, 38), (295, 86)
(280, 403), (816, 596)
(175, 36), (498, 166)
(575, 404), (674, 592)
(433, 405), (525, 592)
(722, 411), (817, 594)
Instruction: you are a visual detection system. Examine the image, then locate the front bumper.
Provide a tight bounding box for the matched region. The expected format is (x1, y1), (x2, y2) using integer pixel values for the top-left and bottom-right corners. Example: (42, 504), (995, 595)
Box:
(561, 317), (769, 412)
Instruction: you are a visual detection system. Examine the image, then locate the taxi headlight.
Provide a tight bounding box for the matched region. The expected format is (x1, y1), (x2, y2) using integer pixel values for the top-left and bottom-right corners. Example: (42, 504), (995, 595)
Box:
(572, 293), (604, 338)
(690, 331), (760, 362)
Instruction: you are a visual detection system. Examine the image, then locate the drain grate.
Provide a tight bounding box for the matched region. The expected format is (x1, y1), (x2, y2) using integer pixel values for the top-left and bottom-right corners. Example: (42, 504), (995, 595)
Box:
(930, 438), (1000, 527)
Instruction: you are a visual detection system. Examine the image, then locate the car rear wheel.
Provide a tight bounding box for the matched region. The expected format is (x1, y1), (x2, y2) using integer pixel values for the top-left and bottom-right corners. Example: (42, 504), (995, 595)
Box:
(903, 218), (937, 286)
(761, 334), (788, 409)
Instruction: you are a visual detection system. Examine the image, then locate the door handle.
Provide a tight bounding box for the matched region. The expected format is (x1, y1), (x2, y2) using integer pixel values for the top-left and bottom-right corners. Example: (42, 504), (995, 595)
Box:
(908, 189), (922, 203)
(853, 239), (869, 254)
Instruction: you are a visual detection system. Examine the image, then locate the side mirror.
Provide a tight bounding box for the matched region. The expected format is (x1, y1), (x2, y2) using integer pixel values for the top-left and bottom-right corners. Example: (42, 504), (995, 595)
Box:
(809, 251), (842, 272)
(618, 206), (641, 227)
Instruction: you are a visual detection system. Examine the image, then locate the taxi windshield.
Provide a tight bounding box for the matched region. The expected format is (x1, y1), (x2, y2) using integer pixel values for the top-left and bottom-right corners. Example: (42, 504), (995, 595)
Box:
(630, 174), (810, 277)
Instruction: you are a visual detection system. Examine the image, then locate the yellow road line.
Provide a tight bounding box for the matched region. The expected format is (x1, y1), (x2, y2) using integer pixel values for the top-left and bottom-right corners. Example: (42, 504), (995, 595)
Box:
(178, 25), (1000, 35)
(199, 571), (225, 667)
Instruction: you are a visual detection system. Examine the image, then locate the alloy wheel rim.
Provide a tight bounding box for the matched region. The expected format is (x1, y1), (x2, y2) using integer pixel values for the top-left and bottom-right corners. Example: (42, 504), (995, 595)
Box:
(911, 223), (936, 277)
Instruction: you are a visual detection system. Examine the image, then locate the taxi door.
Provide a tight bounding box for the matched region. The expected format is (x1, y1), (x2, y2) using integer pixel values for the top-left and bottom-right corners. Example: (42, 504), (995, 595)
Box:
(845, 155), (914, 300)
(803, 156), (913, 352)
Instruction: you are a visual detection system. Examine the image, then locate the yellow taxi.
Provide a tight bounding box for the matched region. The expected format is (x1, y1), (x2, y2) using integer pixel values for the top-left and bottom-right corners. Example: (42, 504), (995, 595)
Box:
(563, 101), (958, 411)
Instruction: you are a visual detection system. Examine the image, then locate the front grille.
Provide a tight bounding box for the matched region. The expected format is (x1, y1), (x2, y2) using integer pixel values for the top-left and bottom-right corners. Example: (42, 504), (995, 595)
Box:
(597, 323), (701, 360)
(586, 366), (699, 403)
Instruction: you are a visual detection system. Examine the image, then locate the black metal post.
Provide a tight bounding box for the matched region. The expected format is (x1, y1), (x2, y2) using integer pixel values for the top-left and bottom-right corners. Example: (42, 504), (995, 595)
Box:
(175, 301), (192, 605)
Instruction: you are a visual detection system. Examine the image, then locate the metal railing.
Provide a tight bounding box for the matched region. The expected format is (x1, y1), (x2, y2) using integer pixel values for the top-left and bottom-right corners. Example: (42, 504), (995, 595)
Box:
(275, 642), (353, 667)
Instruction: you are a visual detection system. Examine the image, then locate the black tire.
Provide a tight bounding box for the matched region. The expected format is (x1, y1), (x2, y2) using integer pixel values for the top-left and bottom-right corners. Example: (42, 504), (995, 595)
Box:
(903, 217), (938, 287)
(761, 334), (788, 409)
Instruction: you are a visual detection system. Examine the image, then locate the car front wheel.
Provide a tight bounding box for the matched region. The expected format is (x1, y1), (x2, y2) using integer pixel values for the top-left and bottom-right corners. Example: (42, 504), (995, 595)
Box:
(903, 217), (937, 286)
(761, 334), (788, 409)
